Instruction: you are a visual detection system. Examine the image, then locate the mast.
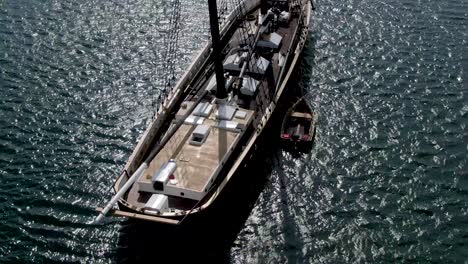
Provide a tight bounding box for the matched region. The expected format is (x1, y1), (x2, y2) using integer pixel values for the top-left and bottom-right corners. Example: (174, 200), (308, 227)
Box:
(260, 0), (267, 16)
(207, 0), (227, 100)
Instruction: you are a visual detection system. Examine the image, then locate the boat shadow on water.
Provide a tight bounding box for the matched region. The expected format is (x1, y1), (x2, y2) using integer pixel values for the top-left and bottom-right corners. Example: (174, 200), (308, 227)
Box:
(114, 131), (280, 263)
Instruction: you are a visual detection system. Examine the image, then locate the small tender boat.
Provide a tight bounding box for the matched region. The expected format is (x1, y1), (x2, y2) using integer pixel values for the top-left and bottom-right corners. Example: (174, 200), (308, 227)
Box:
(280, 97), (317, 144)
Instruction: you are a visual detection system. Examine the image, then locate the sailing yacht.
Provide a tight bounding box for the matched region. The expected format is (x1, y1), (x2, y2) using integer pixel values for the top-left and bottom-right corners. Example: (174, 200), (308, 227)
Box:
(94, 0), (313, 225)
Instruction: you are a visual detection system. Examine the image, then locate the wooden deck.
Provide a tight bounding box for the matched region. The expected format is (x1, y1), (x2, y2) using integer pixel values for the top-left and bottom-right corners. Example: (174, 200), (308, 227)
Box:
(133, 103), (254, 201)
(172, 125), (236, 191)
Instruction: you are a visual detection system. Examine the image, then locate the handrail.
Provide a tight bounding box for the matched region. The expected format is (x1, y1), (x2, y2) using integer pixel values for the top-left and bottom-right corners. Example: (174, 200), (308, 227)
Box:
(95, 207), (180, 225)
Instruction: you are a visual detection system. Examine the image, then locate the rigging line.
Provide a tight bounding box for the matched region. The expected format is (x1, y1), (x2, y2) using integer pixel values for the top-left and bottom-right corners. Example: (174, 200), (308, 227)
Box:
(162, 0), (183, 90)
(166, 15), (182, 77)
(156, 0), (183, 105)
(148, 0), (183, 118)
(218, 0), (227, 23)
(140, 6), (165, 118)
(161, 2), (177, 66)
(219, 0), (236, 27)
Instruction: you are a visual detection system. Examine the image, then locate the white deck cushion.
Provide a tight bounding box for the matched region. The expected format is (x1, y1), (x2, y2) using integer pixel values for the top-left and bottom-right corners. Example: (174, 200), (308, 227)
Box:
(192, 102), (213, 117)
(184, 115), (205, 125)
(235, 110), (247, 119)
(216, 120), (240, 132)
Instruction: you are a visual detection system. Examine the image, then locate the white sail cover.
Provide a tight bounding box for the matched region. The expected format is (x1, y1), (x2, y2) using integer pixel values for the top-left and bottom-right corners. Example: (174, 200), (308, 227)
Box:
(223, 52), (248, 73)
(205, 75), (232, 93)
(193, 102), (213, 117)
(257, 32), (283, 49)
(247, 56), (270, 76)
(240, 77), (260, 96)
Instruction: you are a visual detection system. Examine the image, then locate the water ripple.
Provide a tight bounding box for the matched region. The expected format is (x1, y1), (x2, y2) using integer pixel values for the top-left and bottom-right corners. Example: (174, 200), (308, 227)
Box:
(232, 0), (467, 263)
(1, 0), (210, 262)
(1, 0), (467, 262)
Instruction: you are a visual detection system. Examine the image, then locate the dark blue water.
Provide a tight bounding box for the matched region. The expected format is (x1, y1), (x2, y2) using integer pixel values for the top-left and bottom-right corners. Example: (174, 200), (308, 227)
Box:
(1, 0), (467, 263)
